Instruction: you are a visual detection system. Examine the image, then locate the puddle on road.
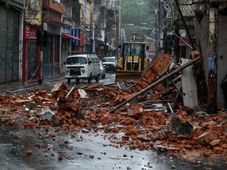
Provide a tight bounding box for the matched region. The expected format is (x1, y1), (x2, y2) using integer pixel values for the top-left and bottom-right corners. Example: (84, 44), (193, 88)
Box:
(0, 126), (225, 170)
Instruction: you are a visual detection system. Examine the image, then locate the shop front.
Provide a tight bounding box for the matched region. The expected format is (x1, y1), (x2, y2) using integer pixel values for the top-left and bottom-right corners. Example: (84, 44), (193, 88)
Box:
(22, 24), (39, 81)
(23, 0), (42, 83)
(0, 2), (23, 84)
(42, 1), (64, 79)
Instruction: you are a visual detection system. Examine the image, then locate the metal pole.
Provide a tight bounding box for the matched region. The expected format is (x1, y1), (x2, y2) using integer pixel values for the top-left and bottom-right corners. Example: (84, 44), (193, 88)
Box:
(119, 0), (122, 45)
(158, 0), (161, 51)
(116, 4), (120, 59)
(155, 10), (158, 55)
(59, 27), (62, 75)
(89, 0), (94, 53)
(207, 3), (218, 114)
(110, 57), (200, 113)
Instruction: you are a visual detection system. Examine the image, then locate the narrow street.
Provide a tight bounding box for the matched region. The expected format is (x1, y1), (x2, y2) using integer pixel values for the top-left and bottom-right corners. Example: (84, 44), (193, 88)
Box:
(1, 0), (227, 169)
(0, 74), (226, 170)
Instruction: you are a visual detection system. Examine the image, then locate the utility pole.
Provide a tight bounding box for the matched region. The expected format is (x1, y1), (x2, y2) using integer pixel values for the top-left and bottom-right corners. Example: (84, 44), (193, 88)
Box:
(89, 0), (94, 53)
(104, 6), (107, 57)
(208, 2), (218, 114)
(155, 9), (158, 55)
(158, 0), (161, 52)
(115, 6), (119, 59)
(119, 0), (122, 46)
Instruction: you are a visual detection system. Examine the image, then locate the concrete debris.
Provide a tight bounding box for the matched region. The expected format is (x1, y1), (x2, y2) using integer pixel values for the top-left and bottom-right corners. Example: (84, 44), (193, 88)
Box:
(143, 103), (168, 112)
(132, 53), (173, 93)
(38, 107), (55, 121)
(221, 119), (227, 130)
(0, 78), (226, 164)
(196, 130), (219, 146)
(51, 81), (67, 93)
(110, 57), (201, 113)
(51, 81), (68, 99)
(165, 117), (193, 137)
(78, 89), (88, 98)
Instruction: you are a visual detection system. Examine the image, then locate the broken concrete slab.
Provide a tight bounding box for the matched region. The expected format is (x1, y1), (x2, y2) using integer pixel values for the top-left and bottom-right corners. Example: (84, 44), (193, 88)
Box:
(37, 107), (55, 121)
(196, 130), (219, 146)
(51, 81), (68, 93)
(78, 89), (88, 99)
(132, 53), (173, 93)
(127, 104), (143, 118)
(51, 81), (68, 99)
(110, 57), (201, 113)
(164, 117), (193, 137)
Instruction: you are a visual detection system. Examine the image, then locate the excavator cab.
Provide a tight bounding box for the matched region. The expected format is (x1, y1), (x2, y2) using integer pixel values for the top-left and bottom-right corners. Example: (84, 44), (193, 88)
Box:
(116, 42), (148, 81)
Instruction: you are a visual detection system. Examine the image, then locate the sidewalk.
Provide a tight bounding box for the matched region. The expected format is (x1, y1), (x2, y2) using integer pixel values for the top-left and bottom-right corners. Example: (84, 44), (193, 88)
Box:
(0, 77), (65, 95)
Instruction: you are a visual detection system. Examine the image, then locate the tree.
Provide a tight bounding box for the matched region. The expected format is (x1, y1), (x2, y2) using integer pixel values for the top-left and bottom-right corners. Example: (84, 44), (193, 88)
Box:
(121, 0), (154, 40)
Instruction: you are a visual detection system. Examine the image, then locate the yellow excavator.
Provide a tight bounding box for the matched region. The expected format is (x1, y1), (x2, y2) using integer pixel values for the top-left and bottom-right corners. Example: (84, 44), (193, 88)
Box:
(116, 41), (150, 81)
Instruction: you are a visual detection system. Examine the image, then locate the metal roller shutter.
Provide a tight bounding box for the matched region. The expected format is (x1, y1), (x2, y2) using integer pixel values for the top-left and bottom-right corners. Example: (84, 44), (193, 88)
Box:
(0, 6), (7, 84)
(0, 5), (19, 84)
(6, 8), (19, 82)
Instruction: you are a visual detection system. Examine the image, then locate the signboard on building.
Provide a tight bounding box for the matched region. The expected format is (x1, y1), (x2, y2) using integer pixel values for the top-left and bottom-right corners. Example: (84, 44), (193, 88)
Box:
(25, 0), (42, 25)
(24, 25), (37, 39)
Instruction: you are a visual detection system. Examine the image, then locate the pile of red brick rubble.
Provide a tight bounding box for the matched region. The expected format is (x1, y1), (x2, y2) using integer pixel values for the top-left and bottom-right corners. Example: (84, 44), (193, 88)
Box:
(0, 81), (226, 164)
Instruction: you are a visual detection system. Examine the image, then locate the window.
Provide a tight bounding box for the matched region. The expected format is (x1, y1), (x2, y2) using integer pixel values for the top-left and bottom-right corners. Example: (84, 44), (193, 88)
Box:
(123, 44), (144, 56)
(66, 57), (87, 64)
(103, 58), (115, 62)
(131, 44), (143, 56)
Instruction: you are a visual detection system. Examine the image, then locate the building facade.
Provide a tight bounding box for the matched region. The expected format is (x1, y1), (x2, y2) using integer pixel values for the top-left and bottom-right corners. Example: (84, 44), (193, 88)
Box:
(23, 0), (42, 82)
(0, 0), (118, 85)
(192, 0), (227, 108)
(0, 0), (25, 84)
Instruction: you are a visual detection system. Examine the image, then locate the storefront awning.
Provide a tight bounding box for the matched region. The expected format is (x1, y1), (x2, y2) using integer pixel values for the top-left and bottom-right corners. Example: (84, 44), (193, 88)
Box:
(63, 33), (80, 40)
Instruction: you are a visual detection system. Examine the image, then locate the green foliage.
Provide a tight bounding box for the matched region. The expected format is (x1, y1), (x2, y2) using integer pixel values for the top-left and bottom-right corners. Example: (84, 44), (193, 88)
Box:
(121, 0), (156, 40)
(122, 0), (151, 26)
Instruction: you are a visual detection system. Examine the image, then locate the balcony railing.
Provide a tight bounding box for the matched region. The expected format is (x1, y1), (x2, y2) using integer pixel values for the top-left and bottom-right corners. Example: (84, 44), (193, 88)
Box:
(43, 0), (65, 14)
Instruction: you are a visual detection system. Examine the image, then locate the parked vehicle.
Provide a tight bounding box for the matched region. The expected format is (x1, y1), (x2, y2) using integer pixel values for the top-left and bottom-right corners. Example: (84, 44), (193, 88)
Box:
(65, 54), (101, 84)
(102, 56), (117, 72)
(99, 61), (106, 79)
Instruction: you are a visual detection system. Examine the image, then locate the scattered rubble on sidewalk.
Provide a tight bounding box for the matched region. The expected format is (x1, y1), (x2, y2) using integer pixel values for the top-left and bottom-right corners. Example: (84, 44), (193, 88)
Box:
(0, 55), (226, 164)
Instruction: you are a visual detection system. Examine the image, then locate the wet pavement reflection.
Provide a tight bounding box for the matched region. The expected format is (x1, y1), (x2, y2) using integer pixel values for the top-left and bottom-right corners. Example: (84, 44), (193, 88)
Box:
(0, 126), (226, 170)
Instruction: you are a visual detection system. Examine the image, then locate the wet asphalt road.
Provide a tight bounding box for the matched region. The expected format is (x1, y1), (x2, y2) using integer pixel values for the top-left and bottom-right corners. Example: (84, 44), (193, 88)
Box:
(0, 74), (227, 170)
(0, 126), (223, 170)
